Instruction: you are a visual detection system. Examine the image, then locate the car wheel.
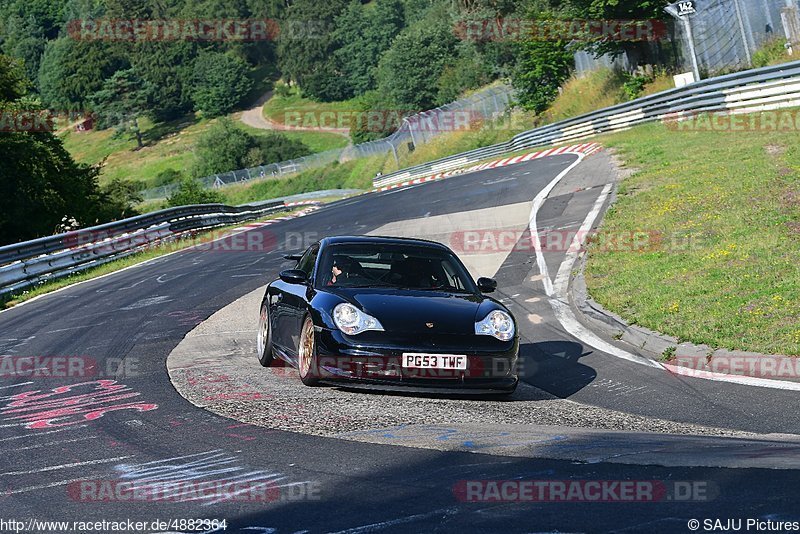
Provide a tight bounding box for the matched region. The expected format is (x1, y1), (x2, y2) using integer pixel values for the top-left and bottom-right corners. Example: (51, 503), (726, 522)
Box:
(297, 315), (320, 386)
(257, 303), (274, 367)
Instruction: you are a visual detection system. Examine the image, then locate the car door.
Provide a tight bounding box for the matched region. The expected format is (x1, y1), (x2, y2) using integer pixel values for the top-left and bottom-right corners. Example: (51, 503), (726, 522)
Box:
(269, 248), (306, 352)
(282, 243), (319, 356)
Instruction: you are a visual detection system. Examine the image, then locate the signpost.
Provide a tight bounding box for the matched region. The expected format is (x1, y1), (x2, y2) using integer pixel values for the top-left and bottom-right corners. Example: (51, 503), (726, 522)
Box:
(676, 1), (697, 16)
(666, 1), (701, 82)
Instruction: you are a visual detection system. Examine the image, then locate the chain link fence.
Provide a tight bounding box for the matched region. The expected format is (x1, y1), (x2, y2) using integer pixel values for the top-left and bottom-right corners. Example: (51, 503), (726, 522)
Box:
(574, 0), (800, 77)
(141, 85), (513, 201)
(673, 0), (799, 74)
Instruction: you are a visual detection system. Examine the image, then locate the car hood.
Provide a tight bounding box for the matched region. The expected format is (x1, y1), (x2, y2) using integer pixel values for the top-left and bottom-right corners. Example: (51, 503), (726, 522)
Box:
(327, 287), (498, 335)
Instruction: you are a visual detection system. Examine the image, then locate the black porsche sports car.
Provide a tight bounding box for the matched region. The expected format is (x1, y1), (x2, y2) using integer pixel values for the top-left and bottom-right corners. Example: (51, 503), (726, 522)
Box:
(257, 235), (519, 394)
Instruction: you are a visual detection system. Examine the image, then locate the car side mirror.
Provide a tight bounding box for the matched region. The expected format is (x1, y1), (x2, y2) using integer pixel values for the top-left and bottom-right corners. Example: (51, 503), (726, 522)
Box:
(279, 269), (308, 284)
(283, 253), (302, 262)
(477, 277), (497, 293)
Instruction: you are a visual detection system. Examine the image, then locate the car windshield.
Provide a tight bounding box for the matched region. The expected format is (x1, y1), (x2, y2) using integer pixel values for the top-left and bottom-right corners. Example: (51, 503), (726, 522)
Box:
(317, 243), (477, 292)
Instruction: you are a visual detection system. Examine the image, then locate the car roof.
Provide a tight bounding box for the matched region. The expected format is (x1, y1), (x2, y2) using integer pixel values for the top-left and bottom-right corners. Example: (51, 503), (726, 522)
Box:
(320, 235), (450, 251)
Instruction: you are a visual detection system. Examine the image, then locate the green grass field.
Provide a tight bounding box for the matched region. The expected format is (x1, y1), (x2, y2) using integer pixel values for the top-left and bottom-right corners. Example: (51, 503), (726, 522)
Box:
(587, 117), (800, 355)
(262, 86), (358, 125)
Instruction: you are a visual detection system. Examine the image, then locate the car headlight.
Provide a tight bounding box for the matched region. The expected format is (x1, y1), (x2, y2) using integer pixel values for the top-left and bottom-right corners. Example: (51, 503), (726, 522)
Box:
(333, 303), (384, 335)
(475, 310), (515, 341)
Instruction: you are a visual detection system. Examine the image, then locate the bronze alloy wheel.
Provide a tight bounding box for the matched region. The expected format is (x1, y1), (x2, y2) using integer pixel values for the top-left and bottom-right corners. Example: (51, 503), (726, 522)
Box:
(257, 303), (274, 367)
(298, 316), (320, 386)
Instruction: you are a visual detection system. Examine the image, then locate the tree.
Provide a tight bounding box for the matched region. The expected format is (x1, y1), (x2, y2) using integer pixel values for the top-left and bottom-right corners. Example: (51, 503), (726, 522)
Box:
(376, 16), (459, 110)
(130, 42), (196, 121)
(167, 178), (224, 207)
(256, 132), (312, 164)
(89, 69), (153, 148)
(96, 179), (143, 220)
(511, 39), (573, 113)
(0, 54), (135, 244)
(190, 51), (253, 117)
(276, 0), (350, 102)
(0, 15), (47, 83)
(332, 0), (405, 98)
(0, 55), (29, 101)
(38, 38), (127, 110)
(0, 112), (105, 243)
(555, 0), (668, 67)
(436, 44), (492, 104)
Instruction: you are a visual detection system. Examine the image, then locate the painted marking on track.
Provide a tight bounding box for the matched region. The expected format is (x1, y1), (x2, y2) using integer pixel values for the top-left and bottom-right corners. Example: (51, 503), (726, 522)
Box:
(120, 295), (173, 310)
(0, 380), (158, 429)
(0, 382), (33, 390)
(5, 435), (95, 452)
(0, 456), (132, 476)
(0, 426), (88, 441)
(113, 449), (300, 506)
(4, 477), (94, 496)
(528, 154), (586, 296)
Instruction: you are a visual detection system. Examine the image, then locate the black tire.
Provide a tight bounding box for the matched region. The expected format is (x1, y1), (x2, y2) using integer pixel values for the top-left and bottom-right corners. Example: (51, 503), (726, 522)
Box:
(257, 303), (274, 367)
(297, 315), (320, 386)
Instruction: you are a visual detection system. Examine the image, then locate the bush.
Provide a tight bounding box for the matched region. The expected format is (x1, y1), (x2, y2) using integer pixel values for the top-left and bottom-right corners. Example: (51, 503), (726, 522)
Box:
(192, 118), (312, 178)
(96, 179), (143, 220)
(154, 168), (184, 187)
(166, 178), (224, 207)
(752, 38), (790, 68)
(622, 72), (652, 101)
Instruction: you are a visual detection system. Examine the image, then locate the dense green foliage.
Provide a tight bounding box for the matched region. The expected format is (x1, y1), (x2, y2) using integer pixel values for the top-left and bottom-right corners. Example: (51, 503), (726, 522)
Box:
(0, 55), (140, 244)
(0, 0), (673, 238)
(190, 51), (253, 117)
(0, 0), (672, 118)
(192, 118), (311, 177)
(89, 68), (152, 146)
(167, 177), (224, 207)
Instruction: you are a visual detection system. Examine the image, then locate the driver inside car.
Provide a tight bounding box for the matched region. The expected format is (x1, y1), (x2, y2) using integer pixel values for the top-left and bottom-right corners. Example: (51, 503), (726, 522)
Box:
(327, 256), (361, 286)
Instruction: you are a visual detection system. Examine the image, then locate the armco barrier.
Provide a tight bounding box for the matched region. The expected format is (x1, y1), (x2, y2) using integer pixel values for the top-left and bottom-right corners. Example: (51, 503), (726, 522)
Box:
(0, 200), (287, 296)
(374, 60), (800, 189)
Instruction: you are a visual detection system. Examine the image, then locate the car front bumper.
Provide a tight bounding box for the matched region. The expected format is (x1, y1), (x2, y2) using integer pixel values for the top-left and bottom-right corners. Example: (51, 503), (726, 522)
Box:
(313, 327), (519, 393)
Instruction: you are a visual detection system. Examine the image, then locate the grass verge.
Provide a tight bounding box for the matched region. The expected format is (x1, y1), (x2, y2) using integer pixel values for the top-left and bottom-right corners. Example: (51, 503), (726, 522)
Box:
(586, 116), (800, 355)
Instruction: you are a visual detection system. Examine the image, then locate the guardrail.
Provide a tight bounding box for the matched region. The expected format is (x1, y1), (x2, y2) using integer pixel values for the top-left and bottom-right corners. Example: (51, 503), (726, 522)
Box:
(0, 200), (288, 297)
(374, 60), (800, 188)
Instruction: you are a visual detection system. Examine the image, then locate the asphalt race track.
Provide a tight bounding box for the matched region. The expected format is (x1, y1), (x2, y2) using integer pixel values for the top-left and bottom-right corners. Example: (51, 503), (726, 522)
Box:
(0, 152), (799, 533)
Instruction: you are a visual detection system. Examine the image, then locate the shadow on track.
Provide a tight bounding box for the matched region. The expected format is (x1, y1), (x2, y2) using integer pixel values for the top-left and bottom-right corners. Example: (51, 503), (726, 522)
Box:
(519, 340), (596, 398)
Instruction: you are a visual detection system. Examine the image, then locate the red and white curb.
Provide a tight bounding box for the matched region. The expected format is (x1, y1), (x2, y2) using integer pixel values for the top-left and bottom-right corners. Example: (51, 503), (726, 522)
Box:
(370, 143), (602, 193)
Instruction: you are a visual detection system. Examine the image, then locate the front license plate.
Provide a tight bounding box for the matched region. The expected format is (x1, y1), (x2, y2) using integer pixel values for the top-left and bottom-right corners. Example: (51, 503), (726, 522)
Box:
(402, 353), (467, 370)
